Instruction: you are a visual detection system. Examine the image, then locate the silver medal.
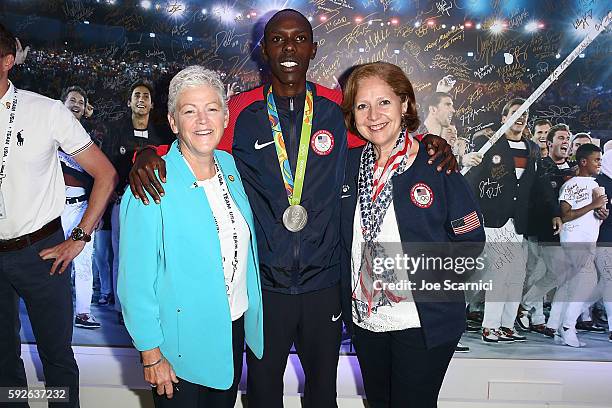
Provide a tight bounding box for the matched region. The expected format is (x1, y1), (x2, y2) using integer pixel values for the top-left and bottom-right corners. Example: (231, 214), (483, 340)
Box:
(282, 204), (308, 232)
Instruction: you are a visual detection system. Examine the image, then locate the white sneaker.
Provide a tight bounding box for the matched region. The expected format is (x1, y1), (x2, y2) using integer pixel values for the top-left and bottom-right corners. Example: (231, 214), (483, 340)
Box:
(482, 328), (499, 343)
(455, 341), (470, 352)
(560, 326), (584, 347)
(75, 313), (101, 329)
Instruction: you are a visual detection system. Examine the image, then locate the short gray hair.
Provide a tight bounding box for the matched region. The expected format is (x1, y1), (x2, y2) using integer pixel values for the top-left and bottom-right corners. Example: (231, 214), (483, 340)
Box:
(167, 66), (227, 115)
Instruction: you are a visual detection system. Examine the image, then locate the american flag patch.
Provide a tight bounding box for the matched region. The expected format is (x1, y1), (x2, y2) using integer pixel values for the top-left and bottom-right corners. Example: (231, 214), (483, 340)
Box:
(451, 211), (481, 235)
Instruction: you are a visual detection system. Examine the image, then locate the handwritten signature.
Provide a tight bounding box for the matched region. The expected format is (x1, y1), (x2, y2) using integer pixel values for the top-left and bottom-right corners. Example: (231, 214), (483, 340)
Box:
(479, 178), (503, 199)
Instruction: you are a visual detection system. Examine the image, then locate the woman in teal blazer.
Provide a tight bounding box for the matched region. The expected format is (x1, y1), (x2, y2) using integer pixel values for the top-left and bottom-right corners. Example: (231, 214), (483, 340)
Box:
(118, 66), (263, 407)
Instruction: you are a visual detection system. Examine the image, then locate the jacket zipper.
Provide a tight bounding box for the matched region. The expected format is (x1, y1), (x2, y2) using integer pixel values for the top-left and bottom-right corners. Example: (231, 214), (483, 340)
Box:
(289, 96), (300, 293)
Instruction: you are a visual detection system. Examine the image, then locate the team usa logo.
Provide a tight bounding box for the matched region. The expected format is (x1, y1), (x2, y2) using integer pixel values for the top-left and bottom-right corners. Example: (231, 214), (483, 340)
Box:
(310, 130), (334, 156)
(410, 182), (434, 208)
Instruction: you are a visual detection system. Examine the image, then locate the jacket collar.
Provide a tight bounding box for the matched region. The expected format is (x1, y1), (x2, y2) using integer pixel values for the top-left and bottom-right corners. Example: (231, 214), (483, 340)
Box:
(164, 140), (246, 207)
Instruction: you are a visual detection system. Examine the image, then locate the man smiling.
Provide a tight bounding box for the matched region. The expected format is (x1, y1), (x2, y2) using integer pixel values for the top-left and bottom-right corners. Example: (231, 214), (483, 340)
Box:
(128, 9), (454, 407)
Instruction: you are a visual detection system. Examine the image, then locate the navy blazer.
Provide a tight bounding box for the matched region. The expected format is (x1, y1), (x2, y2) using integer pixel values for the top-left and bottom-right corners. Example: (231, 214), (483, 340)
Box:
(465, 136), (539, 233)
(341, 142), (485, 348)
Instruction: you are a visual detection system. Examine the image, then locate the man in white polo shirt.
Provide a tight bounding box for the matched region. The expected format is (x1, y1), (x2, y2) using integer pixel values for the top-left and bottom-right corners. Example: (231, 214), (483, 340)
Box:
(0, 24), (117, 407)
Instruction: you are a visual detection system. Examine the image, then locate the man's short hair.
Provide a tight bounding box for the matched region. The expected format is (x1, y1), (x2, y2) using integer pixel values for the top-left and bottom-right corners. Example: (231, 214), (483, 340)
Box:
(128, 79), (155, 100)
(424, 92), (452, 110)
(571, 132), (592, 145)
(546, 123), (570, 143)
(264, 9), (313, 43)
(60, 86), (88, 107)
(575, 143), (601, 164)
(0, 23), (16, 58)
(501, 97), (527, 117)
(533, 118), (552, 132)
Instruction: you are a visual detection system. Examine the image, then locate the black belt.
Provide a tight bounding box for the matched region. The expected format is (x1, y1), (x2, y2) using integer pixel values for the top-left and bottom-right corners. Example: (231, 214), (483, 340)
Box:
(0, 217), (62, 252)
(66, 195), (88, 205)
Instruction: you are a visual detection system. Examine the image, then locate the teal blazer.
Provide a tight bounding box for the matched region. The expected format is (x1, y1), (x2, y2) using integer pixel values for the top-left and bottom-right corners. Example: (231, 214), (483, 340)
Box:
(118, 141), (263, 389)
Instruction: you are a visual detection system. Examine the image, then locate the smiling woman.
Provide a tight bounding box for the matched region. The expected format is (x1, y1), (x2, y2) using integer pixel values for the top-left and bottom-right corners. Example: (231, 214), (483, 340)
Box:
(166, 67), (229, 179)
(118, 66), (263, 408)
(339, 61), (485, 407)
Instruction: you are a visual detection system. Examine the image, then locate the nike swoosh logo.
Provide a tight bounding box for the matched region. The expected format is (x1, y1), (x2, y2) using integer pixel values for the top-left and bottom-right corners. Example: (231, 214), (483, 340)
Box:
(341, 195), (351, 198)
(331, 312), (342, 322)
(254, 140), (275, 150)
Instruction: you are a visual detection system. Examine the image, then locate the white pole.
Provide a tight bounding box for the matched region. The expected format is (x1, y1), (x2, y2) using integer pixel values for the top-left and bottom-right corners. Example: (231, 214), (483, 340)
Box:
(461, 11), (612, 175)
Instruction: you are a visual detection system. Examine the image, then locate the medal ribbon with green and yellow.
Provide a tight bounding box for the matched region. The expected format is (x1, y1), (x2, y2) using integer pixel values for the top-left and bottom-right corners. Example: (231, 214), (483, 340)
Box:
(266, 84), (314, 205)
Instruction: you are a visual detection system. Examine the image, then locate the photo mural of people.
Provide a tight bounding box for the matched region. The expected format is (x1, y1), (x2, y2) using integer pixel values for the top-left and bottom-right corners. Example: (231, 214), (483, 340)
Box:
(2, 0), (611, 360)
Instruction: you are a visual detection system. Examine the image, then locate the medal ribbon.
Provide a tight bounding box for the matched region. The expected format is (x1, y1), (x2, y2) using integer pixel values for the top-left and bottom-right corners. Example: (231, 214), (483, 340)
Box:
(266, 84), (314, 206)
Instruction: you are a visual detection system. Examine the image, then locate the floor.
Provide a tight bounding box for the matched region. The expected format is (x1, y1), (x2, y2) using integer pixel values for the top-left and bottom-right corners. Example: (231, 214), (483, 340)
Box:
(18, 299), (612, 362)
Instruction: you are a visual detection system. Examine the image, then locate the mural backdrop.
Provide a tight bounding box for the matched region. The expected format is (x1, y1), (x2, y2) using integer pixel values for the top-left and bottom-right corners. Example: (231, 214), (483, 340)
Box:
(3, 0), (611, 143)
(2, 1), (611, 355)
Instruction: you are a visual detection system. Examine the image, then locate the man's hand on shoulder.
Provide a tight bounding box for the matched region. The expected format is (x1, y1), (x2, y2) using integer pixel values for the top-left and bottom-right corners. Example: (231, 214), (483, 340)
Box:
(129, 147), (167, 205)
(421, 133), (458, 174)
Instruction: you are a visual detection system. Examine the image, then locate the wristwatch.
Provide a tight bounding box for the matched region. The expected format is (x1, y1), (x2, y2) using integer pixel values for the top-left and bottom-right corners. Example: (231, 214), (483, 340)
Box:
(70, 227), (91, 242)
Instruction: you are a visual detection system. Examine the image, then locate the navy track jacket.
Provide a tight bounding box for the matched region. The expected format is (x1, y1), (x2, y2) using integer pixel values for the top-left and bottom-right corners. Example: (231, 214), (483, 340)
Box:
(218, 82), (349, 294)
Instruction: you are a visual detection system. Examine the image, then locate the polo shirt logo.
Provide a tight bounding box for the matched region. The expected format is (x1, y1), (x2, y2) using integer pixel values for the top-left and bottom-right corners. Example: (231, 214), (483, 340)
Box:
(16, 130), (24, 146)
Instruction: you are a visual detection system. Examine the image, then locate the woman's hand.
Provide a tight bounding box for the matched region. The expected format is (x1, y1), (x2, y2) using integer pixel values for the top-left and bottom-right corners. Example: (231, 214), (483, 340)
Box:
(142, 349), (179, 398)
(421, 133), (459, 174)
(128, 148), (167, 205)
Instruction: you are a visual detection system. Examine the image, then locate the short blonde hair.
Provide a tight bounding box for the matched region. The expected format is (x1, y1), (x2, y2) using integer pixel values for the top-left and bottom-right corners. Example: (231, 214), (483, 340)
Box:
(167, 66), (226, 115)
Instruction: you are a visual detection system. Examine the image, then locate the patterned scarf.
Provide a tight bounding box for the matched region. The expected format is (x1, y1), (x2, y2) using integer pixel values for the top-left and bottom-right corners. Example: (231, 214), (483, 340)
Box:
(354, 130), (414, 320)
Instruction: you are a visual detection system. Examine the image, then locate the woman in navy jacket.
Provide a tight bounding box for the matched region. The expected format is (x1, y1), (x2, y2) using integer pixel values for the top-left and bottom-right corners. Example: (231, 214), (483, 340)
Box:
(339, 62), (485, 407)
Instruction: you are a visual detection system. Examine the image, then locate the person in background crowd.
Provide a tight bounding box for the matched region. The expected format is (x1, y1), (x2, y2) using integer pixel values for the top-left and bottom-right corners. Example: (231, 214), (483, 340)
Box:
(88, 121), (115, 307)
(423, 92), (455, 138)
(595, 150), (612, 343)
(93, 203), (114, 306)
(441, 123), (457, 146)
(519, 124), (572, 336)
(104, 78), (169, 324)
(465, 98), (539, 344)
(119, 66), (263, 407)
(0, 25), (117, 407)
(339, 61), (485, 407)
(532, 119), (552, 158)
(422, 91), (475, 353)
(59, 85), (101, 329)
(569, 132), (593, 159)
(127, 9), (456, 407)
(553, 144), (606, 347)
